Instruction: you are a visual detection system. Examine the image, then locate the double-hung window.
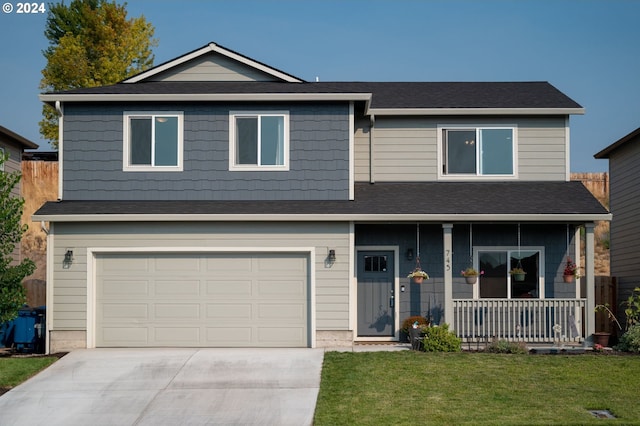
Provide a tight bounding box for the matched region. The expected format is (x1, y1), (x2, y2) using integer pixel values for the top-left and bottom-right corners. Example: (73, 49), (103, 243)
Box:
(441, 126), (515, 178)
(123, 112), (183, 171)
(229, 111), (289, 170)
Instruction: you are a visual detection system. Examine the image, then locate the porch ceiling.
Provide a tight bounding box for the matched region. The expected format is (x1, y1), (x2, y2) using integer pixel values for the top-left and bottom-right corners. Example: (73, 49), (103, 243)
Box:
(33, 182), (610, 223)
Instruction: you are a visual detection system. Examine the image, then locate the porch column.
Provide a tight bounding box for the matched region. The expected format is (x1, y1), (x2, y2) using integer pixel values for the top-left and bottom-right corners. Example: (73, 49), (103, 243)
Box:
(585, 223), (596, 338)
(443, 224), (454, 328)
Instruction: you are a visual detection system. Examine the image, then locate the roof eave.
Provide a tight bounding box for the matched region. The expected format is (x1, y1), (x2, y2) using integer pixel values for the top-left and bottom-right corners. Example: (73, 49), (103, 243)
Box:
(39, 93), (372, 104)
(0, 125), (39, 150)
(367, 107), (586, 116)
(32, 213), (612, 223)
(594, 126), (640, 159)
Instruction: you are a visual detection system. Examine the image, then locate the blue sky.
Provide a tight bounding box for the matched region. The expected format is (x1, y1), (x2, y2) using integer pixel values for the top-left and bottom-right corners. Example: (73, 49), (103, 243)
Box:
(1, 0), (639, 172)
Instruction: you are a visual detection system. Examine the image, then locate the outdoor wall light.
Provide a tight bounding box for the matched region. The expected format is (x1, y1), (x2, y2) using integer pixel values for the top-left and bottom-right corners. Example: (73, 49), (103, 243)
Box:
(328, 249), (336, 263)
(63, 250), (73, 269)
(406, 248), (414, 261)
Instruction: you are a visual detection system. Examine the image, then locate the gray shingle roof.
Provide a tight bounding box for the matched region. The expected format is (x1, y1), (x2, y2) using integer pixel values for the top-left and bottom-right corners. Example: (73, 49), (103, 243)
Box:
(34, 182), (608, 219)
(44, 81), (582, 110)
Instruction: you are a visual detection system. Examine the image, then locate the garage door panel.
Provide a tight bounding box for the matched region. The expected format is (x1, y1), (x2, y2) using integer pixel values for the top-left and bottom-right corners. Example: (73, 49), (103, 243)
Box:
(155, 304), (200, 319)
(155, 257), (200, 271)
(258, 304), (305, 320)
(154, 327), (200, 343)
(206, 280), (251, 296)
(102, 303), (148, 319)
(102, 327), (148, 344)
(206, 303), (252, 320)
(257, 279), (305, 297)
(96, 253), (308, 347)
(102, 280), (149, 296)
(155, 280), (200, 296)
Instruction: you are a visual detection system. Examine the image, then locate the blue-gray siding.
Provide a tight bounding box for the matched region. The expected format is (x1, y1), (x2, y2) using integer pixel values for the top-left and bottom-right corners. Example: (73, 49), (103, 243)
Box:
(62, 103), (350, 200)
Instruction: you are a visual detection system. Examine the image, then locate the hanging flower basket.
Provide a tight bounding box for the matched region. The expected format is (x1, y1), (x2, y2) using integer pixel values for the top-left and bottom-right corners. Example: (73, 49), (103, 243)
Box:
(460, 267), (483, 285)
(509, 268), (526, 282)
(408, 268), (429, 284)
(563, 257), (580, 283)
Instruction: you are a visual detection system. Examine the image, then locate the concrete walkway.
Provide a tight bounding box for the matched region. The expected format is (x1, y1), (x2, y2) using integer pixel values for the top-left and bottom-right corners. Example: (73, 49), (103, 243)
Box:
(0, 348), (324, 426)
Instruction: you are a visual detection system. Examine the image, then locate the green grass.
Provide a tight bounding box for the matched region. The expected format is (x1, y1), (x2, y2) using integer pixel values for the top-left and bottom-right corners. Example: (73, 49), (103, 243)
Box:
(314, 352), (640, 425)
(0, 356), (58, 389)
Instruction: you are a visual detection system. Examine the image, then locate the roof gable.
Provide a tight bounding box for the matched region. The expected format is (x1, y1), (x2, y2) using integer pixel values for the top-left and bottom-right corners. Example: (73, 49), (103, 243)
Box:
(124, 42), (304, 83)
(594, 126), (640, 159)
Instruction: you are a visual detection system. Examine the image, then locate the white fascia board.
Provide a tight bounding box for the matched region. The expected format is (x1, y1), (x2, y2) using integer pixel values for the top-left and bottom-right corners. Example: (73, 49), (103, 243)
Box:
(209, 43), (303, 83)
(123, 44), (215, 83)
(32, 213), (612, 223)
(367, 107), (586, 116)
(123, 42), (303, 84)
(40, 93), (372, 103)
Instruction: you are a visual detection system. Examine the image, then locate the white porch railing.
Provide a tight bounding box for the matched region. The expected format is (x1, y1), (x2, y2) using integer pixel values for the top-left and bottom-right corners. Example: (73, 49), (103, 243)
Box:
(453, 299), (586, 343)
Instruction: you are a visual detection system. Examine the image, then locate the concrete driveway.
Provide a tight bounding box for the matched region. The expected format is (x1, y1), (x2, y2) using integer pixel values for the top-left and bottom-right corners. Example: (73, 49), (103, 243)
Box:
(0, 348), (324, 426)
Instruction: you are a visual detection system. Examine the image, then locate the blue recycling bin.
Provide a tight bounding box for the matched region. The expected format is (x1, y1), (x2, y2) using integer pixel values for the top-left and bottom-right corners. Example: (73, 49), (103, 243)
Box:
(13, 306), (46, 353)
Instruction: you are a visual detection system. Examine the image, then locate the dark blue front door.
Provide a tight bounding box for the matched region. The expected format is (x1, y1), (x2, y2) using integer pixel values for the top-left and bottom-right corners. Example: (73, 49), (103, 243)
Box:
(357, 251), (395, 337)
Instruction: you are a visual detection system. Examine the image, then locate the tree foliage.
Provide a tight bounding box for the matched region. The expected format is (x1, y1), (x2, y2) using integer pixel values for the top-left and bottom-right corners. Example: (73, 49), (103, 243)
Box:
(40, 0), (157, 147)
(0, 154), (35, 323)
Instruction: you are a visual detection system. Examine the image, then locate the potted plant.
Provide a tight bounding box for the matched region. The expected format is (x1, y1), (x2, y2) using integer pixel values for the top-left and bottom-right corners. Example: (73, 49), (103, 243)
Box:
(460, 267), (484, 285)
(509, 267), (526, 282)
(594, 303), (622, 347)
(401, 315), (429, 344)
(562, 257), (581, 283)
(407, 268), (429, 284)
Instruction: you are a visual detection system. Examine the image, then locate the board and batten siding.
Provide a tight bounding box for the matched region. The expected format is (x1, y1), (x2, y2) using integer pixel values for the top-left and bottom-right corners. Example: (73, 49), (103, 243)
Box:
(50, 222), (351, 332)
(354, 116), (569, 182)
(608, 139), (640, 305)
(62, 103), (350, 201)
(147, 52), (283, 82)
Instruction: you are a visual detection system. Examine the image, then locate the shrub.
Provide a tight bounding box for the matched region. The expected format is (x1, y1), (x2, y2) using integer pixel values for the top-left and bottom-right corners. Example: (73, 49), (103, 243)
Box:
(401, 315), (429, 333)
(485, 339), (528, 354)
(421, 324), (461, 352)
(614, 325), (640, 353)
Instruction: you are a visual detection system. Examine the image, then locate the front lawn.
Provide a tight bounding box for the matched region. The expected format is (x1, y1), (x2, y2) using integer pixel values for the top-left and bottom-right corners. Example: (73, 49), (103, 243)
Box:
(0, 356), (58, 395)
(315, 351), (640, 425)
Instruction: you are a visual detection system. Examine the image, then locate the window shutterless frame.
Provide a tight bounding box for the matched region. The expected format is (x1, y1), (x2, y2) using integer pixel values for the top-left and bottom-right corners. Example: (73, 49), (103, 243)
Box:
(123, 111), (183, 172)
(438, 124), (518, 180)
(229, 111), (290, 171)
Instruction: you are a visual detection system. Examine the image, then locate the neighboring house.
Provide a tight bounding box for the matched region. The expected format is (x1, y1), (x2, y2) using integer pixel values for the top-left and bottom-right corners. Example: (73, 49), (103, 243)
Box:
(0, 125), (38, 264)
(595, 127), (640, 325)
(35, 42), (610, 352)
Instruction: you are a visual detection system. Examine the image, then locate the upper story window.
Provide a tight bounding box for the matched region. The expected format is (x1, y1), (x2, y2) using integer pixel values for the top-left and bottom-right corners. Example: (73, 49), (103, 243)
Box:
(440, 126), (516, 179)
(123, 112), (183, 172)
(229, 111), (289, 171)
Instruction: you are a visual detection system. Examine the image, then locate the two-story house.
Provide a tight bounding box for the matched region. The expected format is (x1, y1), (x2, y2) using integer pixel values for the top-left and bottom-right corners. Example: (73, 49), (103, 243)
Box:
(36, 42), (610, 353)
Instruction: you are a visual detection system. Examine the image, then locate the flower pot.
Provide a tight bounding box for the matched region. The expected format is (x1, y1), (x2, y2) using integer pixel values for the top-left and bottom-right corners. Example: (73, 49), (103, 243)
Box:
(563, 274), (574, 283)
(512, 273), (526, 282)
(413, 276), (424, 284)
(593, 332), (610, 347)
(464, 275), (478, 285)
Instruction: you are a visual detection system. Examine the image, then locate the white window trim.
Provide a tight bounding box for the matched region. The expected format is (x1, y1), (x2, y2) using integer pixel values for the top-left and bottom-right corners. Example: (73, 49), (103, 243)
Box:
(229, 110), (290, 171)
(123, 111), (184, 172)
(437, 124), (518, 181)
(473, 246), (545, 300)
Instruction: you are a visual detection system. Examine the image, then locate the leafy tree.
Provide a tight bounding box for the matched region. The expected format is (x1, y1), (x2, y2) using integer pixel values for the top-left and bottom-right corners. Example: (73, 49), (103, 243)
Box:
(0, 153), (35, 323)
(40, 0), (157, 148)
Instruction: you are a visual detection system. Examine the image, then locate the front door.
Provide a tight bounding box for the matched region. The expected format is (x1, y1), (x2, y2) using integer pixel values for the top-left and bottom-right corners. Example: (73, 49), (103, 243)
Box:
(357, 250), (395, 338)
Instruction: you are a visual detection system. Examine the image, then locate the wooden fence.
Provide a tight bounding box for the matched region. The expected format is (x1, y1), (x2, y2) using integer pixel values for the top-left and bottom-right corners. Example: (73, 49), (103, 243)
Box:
(595, 276), (618, 335)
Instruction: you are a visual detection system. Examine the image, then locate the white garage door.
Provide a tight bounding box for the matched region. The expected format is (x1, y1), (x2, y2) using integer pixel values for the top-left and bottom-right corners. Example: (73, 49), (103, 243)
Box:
(95, 253), (309, 347)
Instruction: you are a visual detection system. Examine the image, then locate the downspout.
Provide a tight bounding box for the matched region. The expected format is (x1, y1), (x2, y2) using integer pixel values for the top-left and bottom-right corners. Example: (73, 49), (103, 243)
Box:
(55, 101), (63, 200)
(369, 114), (375, 183)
